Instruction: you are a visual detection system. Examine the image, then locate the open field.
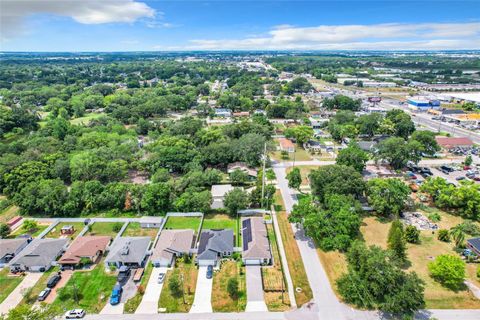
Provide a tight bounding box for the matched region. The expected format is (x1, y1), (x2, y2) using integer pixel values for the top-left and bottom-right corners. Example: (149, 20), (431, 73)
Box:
(45, 222), (86, 240)
(202, 214), (240, 246)
(0, 268), (24, 304)
(122, 222), (159, 240)
(164, 216), (201, 234)
(70, 113), (106, 125)
(124, 262), (154, 313)
(211, 260), (246, 312)
(274, 191), (313, 307)
(86, 222), (123, 237)
(51, 262), (117, 313)
(158, 258), (198, 312)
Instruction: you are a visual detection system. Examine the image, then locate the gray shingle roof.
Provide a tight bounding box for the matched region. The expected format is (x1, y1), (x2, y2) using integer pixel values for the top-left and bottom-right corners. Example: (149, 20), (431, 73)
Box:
(197, 229), (233, 261)
(9, 239), (67, 268)
(105, 237), (151, 265)
(0, 239), (29, 260)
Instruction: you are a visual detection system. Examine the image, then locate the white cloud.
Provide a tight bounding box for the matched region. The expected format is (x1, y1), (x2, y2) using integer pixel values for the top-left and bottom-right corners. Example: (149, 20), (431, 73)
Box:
(185, 22), (480, 50)
(1, 0), (155, 40)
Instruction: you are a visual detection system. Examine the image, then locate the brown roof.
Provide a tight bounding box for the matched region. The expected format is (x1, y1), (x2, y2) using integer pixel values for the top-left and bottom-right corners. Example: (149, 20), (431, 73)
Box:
(435, 136), (474, 148)
(59, 236), (111, 265)
(152, 229), (194, 263)
(279, 138), (294, 149)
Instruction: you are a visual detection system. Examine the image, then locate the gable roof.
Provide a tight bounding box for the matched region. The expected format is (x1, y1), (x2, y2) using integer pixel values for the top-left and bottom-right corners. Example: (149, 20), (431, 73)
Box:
(467, 237), (480, 252)
(227, 162), (258, 177)
(197, 229), (233, 261)
(105, 237), (151, 265)
(59, 236), (111, 264)
(9, 239), (67, 268)
(0, 239), (29, 259)
(152, 229), (194, 262)
(242, 217), (272, 260)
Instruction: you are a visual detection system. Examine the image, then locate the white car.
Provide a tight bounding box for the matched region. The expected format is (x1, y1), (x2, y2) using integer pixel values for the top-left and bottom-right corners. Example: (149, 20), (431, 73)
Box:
(65, 309), (86, 319)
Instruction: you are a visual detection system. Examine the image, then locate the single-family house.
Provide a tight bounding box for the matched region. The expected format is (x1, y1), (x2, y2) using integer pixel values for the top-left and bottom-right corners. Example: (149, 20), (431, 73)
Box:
(357, 141), (378, 152)
(467, 237), (480, 257)
(227, 162), (258, 178)
(279, 138), (295, 153)
(105, 237), (151, 269)
(9, 238), (67, 272)
(304, 140), (322, 153)
(214, 108), (232, 118)
(151, 229), (194, 267)
(139, 216), (163, 229)
(241, 217), (272, 265)
(0, 239), (30, 267)
(196, 229), (234, 266)
(211, 184), (235, 209)
(58, 236), (111, 267)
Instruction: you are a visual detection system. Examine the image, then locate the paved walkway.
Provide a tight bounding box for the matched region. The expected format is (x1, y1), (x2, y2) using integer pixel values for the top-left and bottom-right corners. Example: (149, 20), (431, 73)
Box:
(245, 265), (267, 312)
(0, 272), (43, 315)
(190, 266), (213, 313)
(136, 267), (168, 314)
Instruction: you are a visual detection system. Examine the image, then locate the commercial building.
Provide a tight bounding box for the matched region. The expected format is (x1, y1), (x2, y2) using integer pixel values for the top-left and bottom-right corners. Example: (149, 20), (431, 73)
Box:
(407, 98), (441, 111)
(435, 137), (474, 149)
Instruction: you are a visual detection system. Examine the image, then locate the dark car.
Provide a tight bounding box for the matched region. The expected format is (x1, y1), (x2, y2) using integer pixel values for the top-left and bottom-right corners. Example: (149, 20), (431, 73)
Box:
(38, 288), (51, 301)
(47, 273), (61, 288)
(117, 266), (130, 283)
(206, 265), (213, 279)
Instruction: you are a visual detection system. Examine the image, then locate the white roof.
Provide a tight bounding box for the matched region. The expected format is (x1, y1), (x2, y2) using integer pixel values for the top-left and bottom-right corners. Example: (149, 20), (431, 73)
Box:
(211, 184), (235, 198)
(441, 93), (480, 104)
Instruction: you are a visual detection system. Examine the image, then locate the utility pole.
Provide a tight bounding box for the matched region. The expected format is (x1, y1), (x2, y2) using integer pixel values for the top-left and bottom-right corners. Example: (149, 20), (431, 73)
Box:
(261, 142), (267, 209)
(181, 273), (186, 304)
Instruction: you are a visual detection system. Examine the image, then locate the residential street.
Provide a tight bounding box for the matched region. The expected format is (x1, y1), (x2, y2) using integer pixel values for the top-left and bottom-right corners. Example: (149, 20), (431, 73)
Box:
(190, 266), (213, 313)
(0, 272), (43, 315)
(245, 265), (268, 312)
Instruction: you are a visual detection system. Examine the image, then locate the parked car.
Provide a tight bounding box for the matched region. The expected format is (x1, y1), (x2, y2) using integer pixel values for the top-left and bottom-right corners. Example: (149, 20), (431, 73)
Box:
(47, 273), (62, 288)
(158, 273), (165, 284)
(117, 266), (130, 283)
(206, 265), (213, 279)
(456, 176), (466, 181)
(110, 285), (122, 305)
(38, 288), (51, 301)
(65, 309), (86, 319)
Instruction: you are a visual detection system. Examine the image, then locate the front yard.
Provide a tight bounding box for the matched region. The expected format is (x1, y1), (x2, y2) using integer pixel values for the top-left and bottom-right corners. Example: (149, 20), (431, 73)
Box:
(211, 260), (246, 312)
(19, 267), (59, 305)
(0, 268), (23, 304)
(122, 222), (159, 240)
(86, 222), (124, 237)
(158, 257), (198, 312)
(51, 262), (117, 313)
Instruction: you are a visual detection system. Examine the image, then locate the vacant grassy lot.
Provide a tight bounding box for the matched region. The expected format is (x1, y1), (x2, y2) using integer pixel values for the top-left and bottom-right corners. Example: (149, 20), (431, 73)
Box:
(86, 222), (124, 237)
(124, 262), (154, 313)
(164, 216), (201, 234)
(0, 268), (23, 304)
(286, 165), (322, 186)
(274, 191), (313, 307)
(158, 258), (198, 312)
(70, 112), (106, 125)
(51, 263), (117, 313)
(202, 214), (240, 246)
(19, 267), (59, 305)
(211, 260), (246, 312)
(270, 148), (312, 162)
(122, 222), (159, 240)
(45, 222), (86, 240)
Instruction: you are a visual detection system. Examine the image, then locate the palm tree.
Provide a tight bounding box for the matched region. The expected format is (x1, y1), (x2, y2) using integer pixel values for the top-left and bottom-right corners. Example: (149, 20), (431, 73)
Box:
(450, 226), (465, 248)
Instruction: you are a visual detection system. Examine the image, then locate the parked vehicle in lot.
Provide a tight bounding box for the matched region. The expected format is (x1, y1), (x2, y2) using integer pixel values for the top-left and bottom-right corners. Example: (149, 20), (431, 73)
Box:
(440, 165), (454, 173)
(158, 273), (165, 284)
(456, 176), (466, 181)
(37, 288), (51, 301)
(206, 265), (213, 279)
(117, 266), (130, 283)
(65, 309), (86, 319)
(47, 273), (62, 288)
(110, 285), (122, 305)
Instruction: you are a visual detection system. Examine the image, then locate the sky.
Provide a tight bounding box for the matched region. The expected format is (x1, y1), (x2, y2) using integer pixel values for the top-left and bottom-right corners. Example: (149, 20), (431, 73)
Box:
(1, 0), (480, 51)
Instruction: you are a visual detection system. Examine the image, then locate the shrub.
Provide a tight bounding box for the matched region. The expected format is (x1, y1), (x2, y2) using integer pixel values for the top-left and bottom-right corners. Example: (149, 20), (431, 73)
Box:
(428, 254), (466, 289)
(227, 277), (239, 299)
(428, 212), (441, 223)
(137, 285), (145, 295)
(437, 229), (450, 242)
(405, 225), (420, 244)
(112, 222), (123, 233)
(477, 266), (480, 280)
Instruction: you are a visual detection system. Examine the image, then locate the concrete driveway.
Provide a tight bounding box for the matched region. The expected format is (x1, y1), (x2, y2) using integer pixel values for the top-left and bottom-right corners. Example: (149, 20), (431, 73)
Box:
(190, 266), (213, 313)
(0, 272), (43, 315)
(44, 270), (73, 304)
(135, 267), (168, 314)
(100, 301), (124, 314)
(245, 265), (267, 312)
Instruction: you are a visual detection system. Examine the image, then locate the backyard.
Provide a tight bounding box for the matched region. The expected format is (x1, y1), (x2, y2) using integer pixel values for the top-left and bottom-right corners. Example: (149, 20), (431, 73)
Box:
(45, 222), (86, 240)
(124, 262), (154, 313)
(202, 214), (240, 247)
(86, 222), (124, 237)
(0, 268), (23, 304)
(163, 216), (202, 234)
(211, 260), (246, 312)
(9, 222), (49, 238)
(51, 262), (117, 313)
(158, 257), (198, 312)
(121, 222), (159, 240)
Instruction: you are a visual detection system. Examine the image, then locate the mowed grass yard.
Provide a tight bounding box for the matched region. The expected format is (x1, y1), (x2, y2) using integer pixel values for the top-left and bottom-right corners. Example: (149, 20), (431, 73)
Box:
(86, 222), (124, 237)
(270, 148), (312, 162)
(212, 260), (246, 312)
(202, 214), (240, 246)
(9, 223), (49, 238)
(69, 112), (106, 125)
(158, 258), (198, 312)
(0, 268), (24, 304)
(122, 222), (159, 240)
(274, 191), (313, 307)
(124, 262), (154, 313)
(322, 212), (480, 309)
(19, 267), (59, 305)
(164, 216), (201, 234)
(51, 262), (117, 313)
(45, 222), (86, 240)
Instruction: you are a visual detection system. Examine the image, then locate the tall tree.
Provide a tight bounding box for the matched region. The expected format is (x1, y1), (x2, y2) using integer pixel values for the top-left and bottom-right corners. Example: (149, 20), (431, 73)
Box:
(286, 167), (302, 191)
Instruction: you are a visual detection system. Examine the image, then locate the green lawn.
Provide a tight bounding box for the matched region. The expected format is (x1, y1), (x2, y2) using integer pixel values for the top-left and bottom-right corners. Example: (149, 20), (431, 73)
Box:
(51, 263), (117, 313)
(9, 223), (49, 238)
(122, 222), (159, 240)
(19, 267), (59, 305)
(124, 262), (154, 313)
(202, 214), (240, 246)
(45, 222), (86, 240)
(70, 113), (106, 125)
(86, 222), (124, 237)
(0, 205), (19, 224)
(0, 268), (24, 304)
(164, 217), (201, 234)
(158, 258), (198, 312)
(212, 261), (246, 312)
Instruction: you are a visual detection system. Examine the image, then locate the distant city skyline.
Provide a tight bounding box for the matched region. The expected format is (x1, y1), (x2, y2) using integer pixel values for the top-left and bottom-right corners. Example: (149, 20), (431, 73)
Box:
(1, 0), (479, 51)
